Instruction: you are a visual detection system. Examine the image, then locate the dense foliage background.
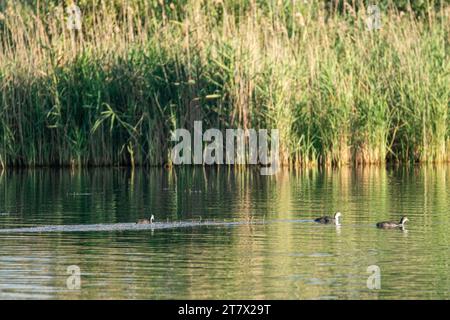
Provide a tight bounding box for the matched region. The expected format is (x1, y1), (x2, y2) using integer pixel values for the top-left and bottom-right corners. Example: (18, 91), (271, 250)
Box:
(0, 1), (448, 167)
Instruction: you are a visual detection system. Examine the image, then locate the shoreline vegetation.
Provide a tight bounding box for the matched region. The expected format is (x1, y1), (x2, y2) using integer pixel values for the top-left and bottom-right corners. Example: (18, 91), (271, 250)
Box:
(0, 1), (448, 168)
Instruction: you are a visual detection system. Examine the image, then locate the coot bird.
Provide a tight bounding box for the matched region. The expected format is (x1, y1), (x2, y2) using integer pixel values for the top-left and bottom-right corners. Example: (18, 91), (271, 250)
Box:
(314, 212), (342, 225)
(137, 214), (155, 225)
(376, 216), (408, 229)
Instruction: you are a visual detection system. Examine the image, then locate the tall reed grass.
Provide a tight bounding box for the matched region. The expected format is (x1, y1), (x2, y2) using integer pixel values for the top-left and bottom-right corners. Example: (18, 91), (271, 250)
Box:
(0, 0), (448, 167)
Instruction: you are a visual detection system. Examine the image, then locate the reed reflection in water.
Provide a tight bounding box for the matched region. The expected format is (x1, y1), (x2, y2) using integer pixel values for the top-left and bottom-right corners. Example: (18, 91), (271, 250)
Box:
(0, 167), (449, 299)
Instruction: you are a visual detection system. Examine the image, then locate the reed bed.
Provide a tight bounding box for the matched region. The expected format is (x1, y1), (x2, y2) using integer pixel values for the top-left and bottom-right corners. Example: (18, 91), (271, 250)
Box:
(0, 0), (448, 167)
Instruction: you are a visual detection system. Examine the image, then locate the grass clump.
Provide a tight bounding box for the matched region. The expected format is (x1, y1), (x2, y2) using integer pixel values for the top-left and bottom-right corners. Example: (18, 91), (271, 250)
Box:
(0, 0), (448, 167)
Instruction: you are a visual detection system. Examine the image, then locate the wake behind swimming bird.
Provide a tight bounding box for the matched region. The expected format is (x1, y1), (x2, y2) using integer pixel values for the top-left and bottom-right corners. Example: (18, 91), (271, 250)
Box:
(0, 219), (259, 234)
(0, 216), (320, 234)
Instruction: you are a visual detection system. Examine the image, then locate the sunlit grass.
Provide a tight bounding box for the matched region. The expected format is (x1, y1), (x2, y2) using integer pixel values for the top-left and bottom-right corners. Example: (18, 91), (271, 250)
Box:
(0, 1), (448, 167)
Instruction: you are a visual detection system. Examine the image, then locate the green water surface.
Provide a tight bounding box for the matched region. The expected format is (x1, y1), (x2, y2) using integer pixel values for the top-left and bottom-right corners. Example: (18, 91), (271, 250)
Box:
(0, 167), (448, 299)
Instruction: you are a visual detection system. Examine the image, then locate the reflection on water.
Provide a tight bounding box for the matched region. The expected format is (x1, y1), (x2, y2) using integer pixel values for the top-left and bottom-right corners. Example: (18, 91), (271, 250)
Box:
(0, 167), (449, 299)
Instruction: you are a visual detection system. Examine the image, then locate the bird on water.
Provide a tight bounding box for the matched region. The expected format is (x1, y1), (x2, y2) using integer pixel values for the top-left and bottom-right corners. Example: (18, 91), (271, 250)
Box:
(136, 214), (155, 225)
(314, 212), (342, 225)
(376, 216), (408, 229)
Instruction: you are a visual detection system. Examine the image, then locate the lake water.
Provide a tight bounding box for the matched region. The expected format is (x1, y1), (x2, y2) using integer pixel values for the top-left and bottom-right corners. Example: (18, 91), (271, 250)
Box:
(0, 167), (449, 299)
